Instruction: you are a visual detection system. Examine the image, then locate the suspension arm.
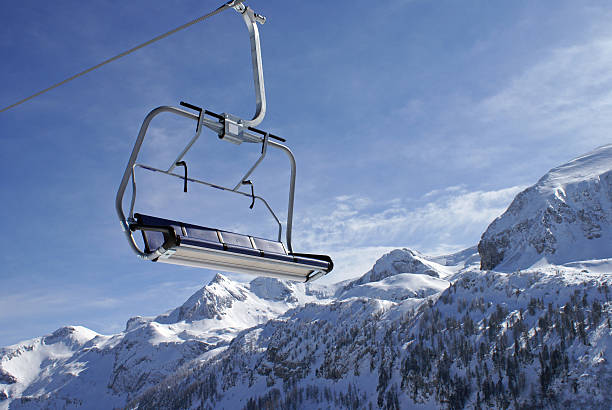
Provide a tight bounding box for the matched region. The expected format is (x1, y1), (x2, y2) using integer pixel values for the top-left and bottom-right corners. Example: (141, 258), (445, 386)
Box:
(233, 3), (266, 127)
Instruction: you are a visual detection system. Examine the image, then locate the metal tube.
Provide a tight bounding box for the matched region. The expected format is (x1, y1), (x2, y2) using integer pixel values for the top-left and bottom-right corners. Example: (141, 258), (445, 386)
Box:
(131, 163), (283, 242)
(268, 140), (296, 253)
(239, 7), (266, 127)
(232, 133), (268, 191)
(115, 106), (198, 258)
(129, 166), (137, 219)
(117, 106), (291, 257)
(166, 115), (204, 172)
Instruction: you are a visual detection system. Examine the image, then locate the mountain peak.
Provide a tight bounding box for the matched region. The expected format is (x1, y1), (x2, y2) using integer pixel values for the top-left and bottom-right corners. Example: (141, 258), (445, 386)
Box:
(4, 146), (612, 409)
(209, 272), (229, 285)
(42, 325), (99, 347)
(350, 248), (447, 288)
(479, 144), (612, 271)
(154, 275), (248, 324)
(538, 144), (612, 189)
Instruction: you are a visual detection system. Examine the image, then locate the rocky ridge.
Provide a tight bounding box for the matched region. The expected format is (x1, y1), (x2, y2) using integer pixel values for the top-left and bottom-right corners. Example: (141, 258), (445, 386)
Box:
(479, 144), (612, 271)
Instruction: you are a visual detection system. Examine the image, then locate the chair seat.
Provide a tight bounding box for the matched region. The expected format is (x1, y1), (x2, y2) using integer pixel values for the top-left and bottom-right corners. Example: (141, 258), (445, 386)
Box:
(133, 213), (333, 281)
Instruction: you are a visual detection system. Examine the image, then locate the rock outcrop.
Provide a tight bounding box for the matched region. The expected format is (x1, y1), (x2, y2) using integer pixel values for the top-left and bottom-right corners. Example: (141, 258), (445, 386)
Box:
(479, 144), (612, 271)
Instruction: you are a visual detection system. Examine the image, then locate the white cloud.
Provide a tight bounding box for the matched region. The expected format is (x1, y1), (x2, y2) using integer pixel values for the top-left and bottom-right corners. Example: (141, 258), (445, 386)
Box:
(423, 184), (466, 198)
(478, 36), (612, 146)
(294, 185), (525, 281)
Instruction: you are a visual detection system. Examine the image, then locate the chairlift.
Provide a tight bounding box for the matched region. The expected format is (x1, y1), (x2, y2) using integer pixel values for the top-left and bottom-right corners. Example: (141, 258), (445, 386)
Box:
(115, 2), (333, 282)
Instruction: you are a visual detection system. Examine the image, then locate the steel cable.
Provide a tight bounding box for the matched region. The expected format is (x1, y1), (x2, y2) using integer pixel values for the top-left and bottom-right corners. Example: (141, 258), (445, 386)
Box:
(0, 0), (240, 113)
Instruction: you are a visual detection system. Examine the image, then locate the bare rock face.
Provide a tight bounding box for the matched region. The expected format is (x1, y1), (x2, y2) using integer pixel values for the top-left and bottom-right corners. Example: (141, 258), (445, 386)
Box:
(0, 368), (16, 385)
(479, 144), (612, 271)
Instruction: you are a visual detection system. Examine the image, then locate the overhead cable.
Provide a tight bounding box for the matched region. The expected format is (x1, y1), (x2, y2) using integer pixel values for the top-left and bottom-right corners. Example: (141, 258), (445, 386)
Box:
(0, 0), (241, 113)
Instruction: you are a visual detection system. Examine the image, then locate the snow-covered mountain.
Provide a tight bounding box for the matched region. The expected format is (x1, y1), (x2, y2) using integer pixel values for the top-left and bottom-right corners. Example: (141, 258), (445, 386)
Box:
(0, 275), (330, 409)
(2, 145), (611, 409)
(131, 264), (612, 410)
(479, 144), (612, 271)
(338, 247), (478, 301)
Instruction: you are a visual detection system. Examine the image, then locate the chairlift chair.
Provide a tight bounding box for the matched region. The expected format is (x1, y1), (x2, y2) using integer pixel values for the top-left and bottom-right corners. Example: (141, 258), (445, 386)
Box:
(115, 2), (333, 282)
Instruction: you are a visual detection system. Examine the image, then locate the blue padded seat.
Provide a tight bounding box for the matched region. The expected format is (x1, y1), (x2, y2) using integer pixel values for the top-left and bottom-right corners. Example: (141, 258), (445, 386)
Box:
(252, 237), (294, 262)
(184, 226), (218, 242)
(219, 231), (252, 248)
(132, 213), (332, 272)
(182, 226), (225, 251)
(180, 237), (225, 251)
(219, 231), (261, 257)
(135, 214), (182, 251)
(252, 237), (285, 254)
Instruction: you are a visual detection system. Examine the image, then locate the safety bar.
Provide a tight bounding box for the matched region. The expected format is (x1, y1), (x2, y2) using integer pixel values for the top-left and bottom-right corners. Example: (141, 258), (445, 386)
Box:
(130, 163), (283, 241)
(116, 105), (297, 259)
(166, 102), (205, 173)
(246, 125), (286, 142)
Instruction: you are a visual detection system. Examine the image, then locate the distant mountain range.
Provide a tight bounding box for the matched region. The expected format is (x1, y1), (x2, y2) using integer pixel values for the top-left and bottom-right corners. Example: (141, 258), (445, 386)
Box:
(2, 145), (611, 409)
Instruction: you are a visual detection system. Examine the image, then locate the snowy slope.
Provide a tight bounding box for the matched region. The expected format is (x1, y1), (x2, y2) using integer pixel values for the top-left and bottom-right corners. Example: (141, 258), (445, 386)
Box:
(124, 145), (612, 409)
(335, 247), (481, 301)
(479, 144), (612, 271)
(340, 273), (449, 301)
(130, 265), (612, 410)
(0, 275), (330, 409)
(347, 248), (456, 286)
(0, 326), (102, 407)
(0, 248), (474, 409)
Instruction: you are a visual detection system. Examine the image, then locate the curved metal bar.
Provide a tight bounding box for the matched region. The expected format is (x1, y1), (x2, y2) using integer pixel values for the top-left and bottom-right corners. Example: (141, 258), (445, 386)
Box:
(166, 114), (204, 173)
(233, 132), (268, 191)
(129, 166), (137, 220)
(117, 106), (293, 259)
(267, 140), (297, 253)
(237, 6), (266, 127)
(116, 106), (198, 259)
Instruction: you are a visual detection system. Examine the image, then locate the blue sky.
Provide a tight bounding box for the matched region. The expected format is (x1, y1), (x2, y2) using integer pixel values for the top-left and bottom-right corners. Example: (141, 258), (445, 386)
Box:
(1, 0), (612, 346)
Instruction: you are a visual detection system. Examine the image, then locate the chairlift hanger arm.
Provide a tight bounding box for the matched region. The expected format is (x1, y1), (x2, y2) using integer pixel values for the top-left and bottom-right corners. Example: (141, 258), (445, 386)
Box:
(116, 3), (299, 260)
(233, 3), (267, 127)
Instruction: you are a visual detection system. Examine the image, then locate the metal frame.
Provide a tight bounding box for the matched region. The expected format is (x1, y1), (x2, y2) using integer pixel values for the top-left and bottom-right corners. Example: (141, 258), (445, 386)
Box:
(236, 3), (266, 128)
(115, 4), (298, 262)
(129, 162), (283, 240)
